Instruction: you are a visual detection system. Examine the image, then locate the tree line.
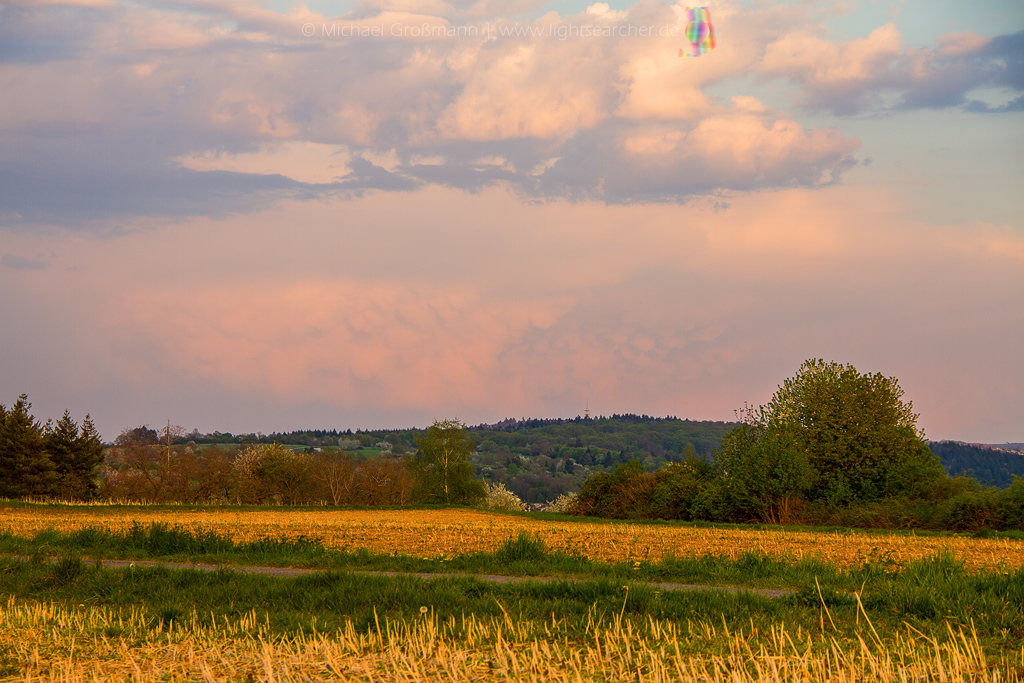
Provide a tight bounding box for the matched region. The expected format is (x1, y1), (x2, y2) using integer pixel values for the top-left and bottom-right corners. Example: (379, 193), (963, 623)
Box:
(572, 360), (1024, 531)
(133, 415), (736, 505)
(0, 395), (104, 500)
(3, 360), (1022, 532)
(97, 418), (483, 505)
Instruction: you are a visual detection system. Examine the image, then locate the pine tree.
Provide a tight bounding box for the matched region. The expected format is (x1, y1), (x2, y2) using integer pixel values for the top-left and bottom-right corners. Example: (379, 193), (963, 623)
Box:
(0, 394), (57, 498)
(75, 415), (105, 498)
(44, 410), (79, 497)
(44, 411), (104, 500)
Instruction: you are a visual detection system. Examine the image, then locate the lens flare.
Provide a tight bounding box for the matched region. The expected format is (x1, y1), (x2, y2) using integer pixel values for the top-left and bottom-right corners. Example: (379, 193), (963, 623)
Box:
(679, 7), (716, 57)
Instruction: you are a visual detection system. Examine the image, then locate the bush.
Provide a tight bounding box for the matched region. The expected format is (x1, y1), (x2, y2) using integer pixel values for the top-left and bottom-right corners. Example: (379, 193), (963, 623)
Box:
(572, 460), (653, 518)
(546, 491), (578, 514)
(649, 455), (718, 521)
(996, 476), (1024, 529)
(934, 490), (1004, 532)
(483, 482), (526, 511)
(234, 444), (313, 504)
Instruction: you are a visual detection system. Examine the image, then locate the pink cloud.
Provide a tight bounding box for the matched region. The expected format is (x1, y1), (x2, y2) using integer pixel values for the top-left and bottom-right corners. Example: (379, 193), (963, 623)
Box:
(19, 184), (1001, 440)
(757, 22), (1018, 113)
(762, 23), (903, 87)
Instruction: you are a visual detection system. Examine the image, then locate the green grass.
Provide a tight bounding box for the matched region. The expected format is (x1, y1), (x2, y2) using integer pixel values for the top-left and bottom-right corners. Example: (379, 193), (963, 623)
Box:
(0, 523), (1022, 655)
(0, 548), (1021, 657)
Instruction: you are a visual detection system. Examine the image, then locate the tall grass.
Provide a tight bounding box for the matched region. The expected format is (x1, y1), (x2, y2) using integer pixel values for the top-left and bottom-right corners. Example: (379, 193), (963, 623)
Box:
(1, 595), (1020, 682)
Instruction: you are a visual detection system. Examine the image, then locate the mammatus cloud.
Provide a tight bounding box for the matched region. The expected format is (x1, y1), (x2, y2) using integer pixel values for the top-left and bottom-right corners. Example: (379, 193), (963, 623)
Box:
(9, 184), (994, 441)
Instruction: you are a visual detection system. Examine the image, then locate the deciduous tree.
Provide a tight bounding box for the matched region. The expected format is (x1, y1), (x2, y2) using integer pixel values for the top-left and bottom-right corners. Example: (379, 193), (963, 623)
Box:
(718, 360), (943, 511)
(408, 419), (484, 505)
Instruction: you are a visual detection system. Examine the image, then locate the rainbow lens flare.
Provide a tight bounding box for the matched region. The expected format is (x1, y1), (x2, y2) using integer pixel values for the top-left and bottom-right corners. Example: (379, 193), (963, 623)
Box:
(679, 7), (716, 57)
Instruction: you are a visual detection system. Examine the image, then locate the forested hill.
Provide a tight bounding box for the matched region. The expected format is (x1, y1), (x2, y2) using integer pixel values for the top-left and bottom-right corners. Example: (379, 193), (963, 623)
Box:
(184, 417), (1022, 500)
(928, 441), (1024, 489)
(189, 415), (735, 459)
(464, 415), (735, 503)
(188, 415), (736, 504)
(469, 414), (732, 457)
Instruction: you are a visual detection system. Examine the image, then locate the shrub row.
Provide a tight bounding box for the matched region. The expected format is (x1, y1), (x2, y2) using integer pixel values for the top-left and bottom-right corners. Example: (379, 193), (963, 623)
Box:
(571, 459), (1024, 532)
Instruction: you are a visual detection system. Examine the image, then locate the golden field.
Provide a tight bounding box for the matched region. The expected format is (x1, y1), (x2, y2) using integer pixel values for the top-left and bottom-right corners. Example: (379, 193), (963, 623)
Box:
(1, 505), (1021, 571)
(2, 597), (1019, 683)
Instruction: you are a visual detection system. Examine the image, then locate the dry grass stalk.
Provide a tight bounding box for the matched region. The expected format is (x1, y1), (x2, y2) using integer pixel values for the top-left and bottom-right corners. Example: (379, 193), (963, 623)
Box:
(1, 597), (1020, 682)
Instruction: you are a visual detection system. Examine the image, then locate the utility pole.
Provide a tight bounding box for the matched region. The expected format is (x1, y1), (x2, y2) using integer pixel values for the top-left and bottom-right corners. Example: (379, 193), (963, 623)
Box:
(166, 418), (171, 471)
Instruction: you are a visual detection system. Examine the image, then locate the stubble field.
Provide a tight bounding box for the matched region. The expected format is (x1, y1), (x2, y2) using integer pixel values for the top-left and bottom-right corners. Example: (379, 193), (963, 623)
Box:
(2, 504), (1021, 570)
(2, 503), (1023, 681)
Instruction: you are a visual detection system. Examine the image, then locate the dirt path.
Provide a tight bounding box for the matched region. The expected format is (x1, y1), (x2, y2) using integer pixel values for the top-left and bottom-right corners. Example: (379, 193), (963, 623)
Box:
(78, 558), (797, 598)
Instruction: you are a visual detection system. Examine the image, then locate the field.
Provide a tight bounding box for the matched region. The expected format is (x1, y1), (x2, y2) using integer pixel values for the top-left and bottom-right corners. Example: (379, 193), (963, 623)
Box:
(1, 503), (1022, 681)
(2, 504), (1022, 570)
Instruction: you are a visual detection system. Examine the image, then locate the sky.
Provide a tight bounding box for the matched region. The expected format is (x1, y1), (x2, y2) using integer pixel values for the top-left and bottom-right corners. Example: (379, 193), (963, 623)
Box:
(0, 0), (1022, 444)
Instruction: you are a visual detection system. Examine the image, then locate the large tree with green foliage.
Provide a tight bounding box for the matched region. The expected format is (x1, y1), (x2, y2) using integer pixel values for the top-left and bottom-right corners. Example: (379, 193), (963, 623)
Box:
(719, 359), (943, 511)
(408, 419), (485, 505)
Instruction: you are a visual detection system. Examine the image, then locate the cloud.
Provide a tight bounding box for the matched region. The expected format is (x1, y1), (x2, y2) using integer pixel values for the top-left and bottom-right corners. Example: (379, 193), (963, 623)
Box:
(1, 1), (1019, 227)
(176, 142), (354, 185)
(758, 24), (1024, 114)
(1, 253), (48, 270)
(117, 279), (580, 408)
(0, 183), (989, 439)
(0, 152), (307, 227)
(0, 0), (868, 226)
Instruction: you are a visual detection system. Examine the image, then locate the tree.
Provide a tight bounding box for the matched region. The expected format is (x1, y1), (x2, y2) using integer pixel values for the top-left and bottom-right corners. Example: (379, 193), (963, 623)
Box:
(721, 359), (943, 508)
(112, 426), (171, 501)
(0, 395), (57, 498)
(408, 419), (485, 505)
(315, 451), (358, 505)
(44, 411), (105, 500)
(233, 443), (313, 504)
(572, 459), (650, 518)
(716, 405), (812, 523)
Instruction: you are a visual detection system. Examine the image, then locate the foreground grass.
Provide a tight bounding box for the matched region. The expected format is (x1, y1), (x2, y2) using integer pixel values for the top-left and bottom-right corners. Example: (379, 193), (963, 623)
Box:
(2, 521), (858, 590)
(2, 504), (1022, 679)
(0, 520), (1022, 680)
(1, 591), (1021, 682)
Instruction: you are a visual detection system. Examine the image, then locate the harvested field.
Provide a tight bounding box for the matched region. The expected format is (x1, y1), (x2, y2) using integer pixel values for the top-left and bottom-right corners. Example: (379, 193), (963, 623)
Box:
(1, 505), (1021, 570)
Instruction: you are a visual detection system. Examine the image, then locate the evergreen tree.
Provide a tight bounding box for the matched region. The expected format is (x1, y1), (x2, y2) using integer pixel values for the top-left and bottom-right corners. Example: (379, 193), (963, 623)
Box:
(44, 411), (104, 500)
(0, 394), (57, 498)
